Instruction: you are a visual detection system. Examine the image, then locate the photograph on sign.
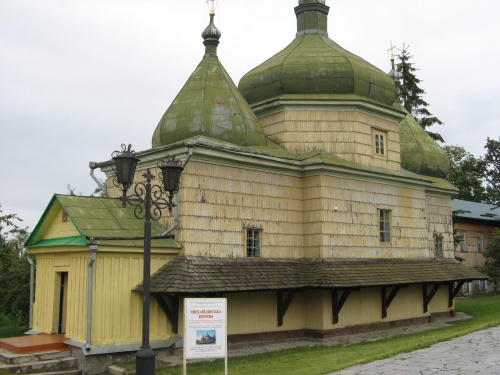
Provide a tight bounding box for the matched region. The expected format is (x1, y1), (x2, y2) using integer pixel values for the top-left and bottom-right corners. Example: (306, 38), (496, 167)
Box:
(184, 298), (227, 359)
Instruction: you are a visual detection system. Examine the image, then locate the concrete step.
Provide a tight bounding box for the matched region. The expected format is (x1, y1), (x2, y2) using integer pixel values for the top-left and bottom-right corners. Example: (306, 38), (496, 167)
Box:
(0, 348), (72, 365)
(0, 356), (77, 374)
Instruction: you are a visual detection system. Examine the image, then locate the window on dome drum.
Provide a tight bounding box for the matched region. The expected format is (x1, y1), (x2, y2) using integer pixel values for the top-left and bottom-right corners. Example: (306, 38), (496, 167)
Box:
(458, 230), (467, 252)
(477, 232), (484, 252)
(379, 210), (391, 243)
(246, 229), (261, 257)
(434, 233), (443, 257)
(373, 130), (387, 157)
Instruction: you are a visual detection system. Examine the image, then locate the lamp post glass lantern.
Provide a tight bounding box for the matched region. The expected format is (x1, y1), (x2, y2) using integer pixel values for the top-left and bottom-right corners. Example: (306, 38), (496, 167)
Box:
(111, 144), (184, 375)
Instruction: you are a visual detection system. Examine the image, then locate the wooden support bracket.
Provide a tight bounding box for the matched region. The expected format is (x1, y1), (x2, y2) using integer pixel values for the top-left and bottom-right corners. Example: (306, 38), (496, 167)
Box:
(332, 289), (352, 324)
(449, 281), (466, 307)
(155, 295), (179, 334)
(381, 286), (401, 319)
(277, 291), (296, 327)
(423, 283), (441, 313)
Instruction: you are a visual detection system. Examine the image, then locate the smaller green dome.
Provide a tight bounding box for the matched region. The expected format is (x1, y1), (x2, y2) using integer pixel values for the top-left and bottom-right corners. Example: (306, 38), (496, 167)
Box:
(152, 13), (267, 148)
(396, 103), (450, 178)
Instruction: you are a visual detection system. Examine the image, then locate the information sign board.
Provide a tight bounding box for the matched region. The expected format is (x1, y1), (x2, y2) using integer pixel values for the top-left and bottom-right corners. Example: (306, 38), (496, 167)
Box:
(184, 298), (227, 360)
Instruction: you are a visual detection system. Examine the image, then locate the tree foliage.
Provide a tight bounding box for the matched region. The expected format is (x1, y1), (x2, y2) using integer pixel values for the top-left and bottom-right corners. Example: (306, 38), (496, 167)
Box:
(479, 228), (500, 289)
(67, 183), (104, 197)
(484, 137), (500, 205)
(0, 204), (31, 327)
(444, 145), (487, 202)
(396, 44), (444, 142)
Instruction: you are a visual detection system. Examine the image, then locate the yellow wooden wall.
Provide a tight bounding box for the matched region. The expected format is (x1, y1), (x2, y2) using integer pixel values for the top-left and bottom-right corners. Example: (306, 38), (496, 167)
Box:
(303, 175), (431, 259)
(174, 287), (451, 335)
(106, 161), (453, 261)
(258, 110), (401, 172)
(43, 206), (81, 239)
(30, 248), (177, 345)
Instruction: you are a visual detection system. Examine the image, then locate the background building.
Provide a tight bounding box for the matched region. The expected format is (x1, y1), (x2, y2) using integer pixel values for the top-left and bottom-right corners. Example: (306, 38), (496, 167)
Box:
(452, 199), (500, 294)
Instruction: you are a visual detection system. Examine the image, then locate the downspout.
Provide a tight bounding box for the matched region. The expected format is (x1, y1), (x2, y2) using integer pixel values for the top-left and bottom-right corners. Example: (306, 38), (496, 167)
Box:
(86, 244), (98, 351)
(27, 256), (34, 330)
(163, 148), (193, 236)
(89, 162), (106, 197)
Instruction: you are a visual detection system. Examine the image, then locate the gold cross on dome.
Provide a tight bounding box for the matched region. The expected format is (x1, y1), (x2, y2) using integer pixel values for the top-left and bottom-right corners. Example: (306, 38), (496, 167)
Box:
(387, 40), (396, 60)
(207, 0), (215, 13)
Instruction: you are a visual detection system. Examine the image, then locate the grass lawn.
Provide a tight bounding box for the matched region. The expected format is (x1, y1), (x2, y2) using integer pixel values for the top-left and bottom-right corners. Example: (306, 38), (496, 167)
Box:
(0, 315), (27, 339)
(157, 293), (500, 375)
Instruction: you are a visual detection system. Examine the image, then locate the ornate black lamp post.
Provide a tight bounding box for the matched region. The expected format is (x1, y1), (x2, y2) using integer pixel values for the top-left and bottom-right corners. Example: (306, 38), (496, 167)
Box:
(112, 144), (183, 375)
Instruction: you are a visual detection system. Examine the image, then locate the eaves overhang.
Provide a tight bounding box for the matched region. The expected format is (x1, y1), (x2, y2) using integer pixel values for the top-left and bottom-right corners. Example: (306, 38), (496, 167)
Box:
(249, 95), (406, 123)
(97, 138), (437, 191)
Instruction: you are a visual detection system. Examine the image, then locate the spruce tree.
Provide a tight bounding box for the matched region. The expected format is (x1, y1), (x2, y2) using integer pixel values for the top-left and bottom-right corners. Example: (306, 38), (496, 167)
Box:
(397, 44), (444, 142)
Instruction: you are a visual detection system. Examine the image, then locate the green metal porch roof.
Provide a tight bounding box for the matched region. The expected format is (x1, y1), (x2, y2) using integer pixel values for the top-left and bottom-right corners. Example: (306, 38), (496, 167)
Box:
(25, 194), (181, 249)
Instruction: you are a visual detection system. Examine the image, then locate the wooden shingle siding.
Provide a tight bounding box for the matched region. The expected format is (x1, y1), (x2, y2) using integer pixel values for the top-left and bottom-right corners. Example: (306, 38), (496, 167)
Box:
(425, 196), (455, 258)
(259, 110), (401, 172)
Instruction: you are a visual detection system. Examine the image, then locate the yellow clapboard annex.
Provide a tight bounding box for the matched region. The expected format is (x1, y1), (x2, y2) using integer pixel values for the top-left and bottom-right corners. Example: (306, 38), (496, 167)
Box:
(25, 0), (485, 366)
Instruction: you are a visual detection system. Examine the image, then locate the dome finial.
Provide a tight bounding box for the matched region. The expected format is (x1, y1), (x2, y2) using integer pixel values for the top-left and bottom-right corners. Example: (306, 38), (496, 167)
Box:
(388, 41), (402, 104)
(202, 4), (221, 57)
(295, 0), (329, 37)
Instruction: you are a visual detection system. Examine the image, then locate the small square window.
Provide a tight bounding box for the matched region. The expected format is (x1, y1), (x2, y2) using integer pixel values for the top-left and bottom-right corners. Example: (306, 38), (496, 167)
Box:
(477, 232), (484, 252)
(379, 210), (391, 243)
(246, 229), (261, 257)
(434, 234), (443, 257)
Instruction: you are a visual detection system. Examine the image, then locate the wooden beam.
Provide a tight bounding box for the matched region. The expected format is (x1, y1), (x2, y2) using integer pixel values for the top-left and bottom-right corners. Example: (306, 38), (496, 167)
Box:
(332, 289), (351, 324)
(277, 291), (296, 327)
(449, 281), (465, 307)
(423, 283), (441, 313)
(382, 286), (401, 319)
(155, 295), (179, 334)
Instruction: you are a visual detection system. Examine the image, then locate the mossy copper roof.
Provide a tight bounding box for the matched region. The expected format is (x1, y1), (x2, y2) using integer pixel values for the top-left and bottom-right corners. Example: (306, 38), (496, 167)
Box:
(152, 12), (267, 149)
(25, 194), (181, 249)
(238, 1), (395, 107)
(396, 103), (450, 178)
(135, 256), (486, 294)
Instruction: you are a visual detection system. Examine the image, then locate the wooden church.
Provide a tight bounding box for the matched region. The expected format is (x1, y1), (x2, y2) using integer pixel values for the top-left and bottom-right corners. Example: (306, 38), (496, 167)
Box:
(23, 0), (485, 370)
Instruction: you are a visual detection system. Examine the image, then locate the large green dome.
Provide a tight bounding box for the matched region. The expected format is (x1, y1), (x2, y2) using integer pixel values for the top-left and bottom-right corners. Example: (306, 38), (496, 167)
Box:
(238, 0), (396, 107)
(152, 13), (267, 149)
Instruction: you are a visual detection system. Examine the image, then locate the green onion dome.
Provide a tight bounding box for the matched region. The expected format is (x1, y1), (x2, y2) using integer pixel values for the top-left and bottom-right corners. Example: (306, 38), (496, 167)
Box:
(397, 103), (450, 178)
(238, 0), (396, 107)
(387, 58), (450, 178)
(152, 12), (267, 148)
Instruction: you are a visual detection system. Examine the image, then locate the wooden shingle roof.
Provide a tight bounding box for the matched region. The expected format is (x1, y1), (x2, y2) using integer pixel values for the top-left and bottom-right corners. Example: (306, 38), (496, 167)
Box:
(134, 256), (487, 294)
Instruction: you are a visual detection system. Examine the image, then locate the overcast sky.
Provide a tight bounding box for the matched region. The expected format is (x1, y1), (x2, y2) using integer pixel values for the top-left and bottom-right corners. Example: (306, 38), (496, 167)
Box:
(1, 0), (498, 232)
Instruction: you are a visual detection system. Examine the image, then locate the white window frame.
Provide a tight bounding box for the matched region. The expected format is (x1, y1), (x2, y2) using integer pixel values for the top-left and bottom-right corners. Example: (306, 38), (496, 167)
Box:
(379, 209), (391, 243)
(246, 228), (261, 257)
(373, 130), (387, 158)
